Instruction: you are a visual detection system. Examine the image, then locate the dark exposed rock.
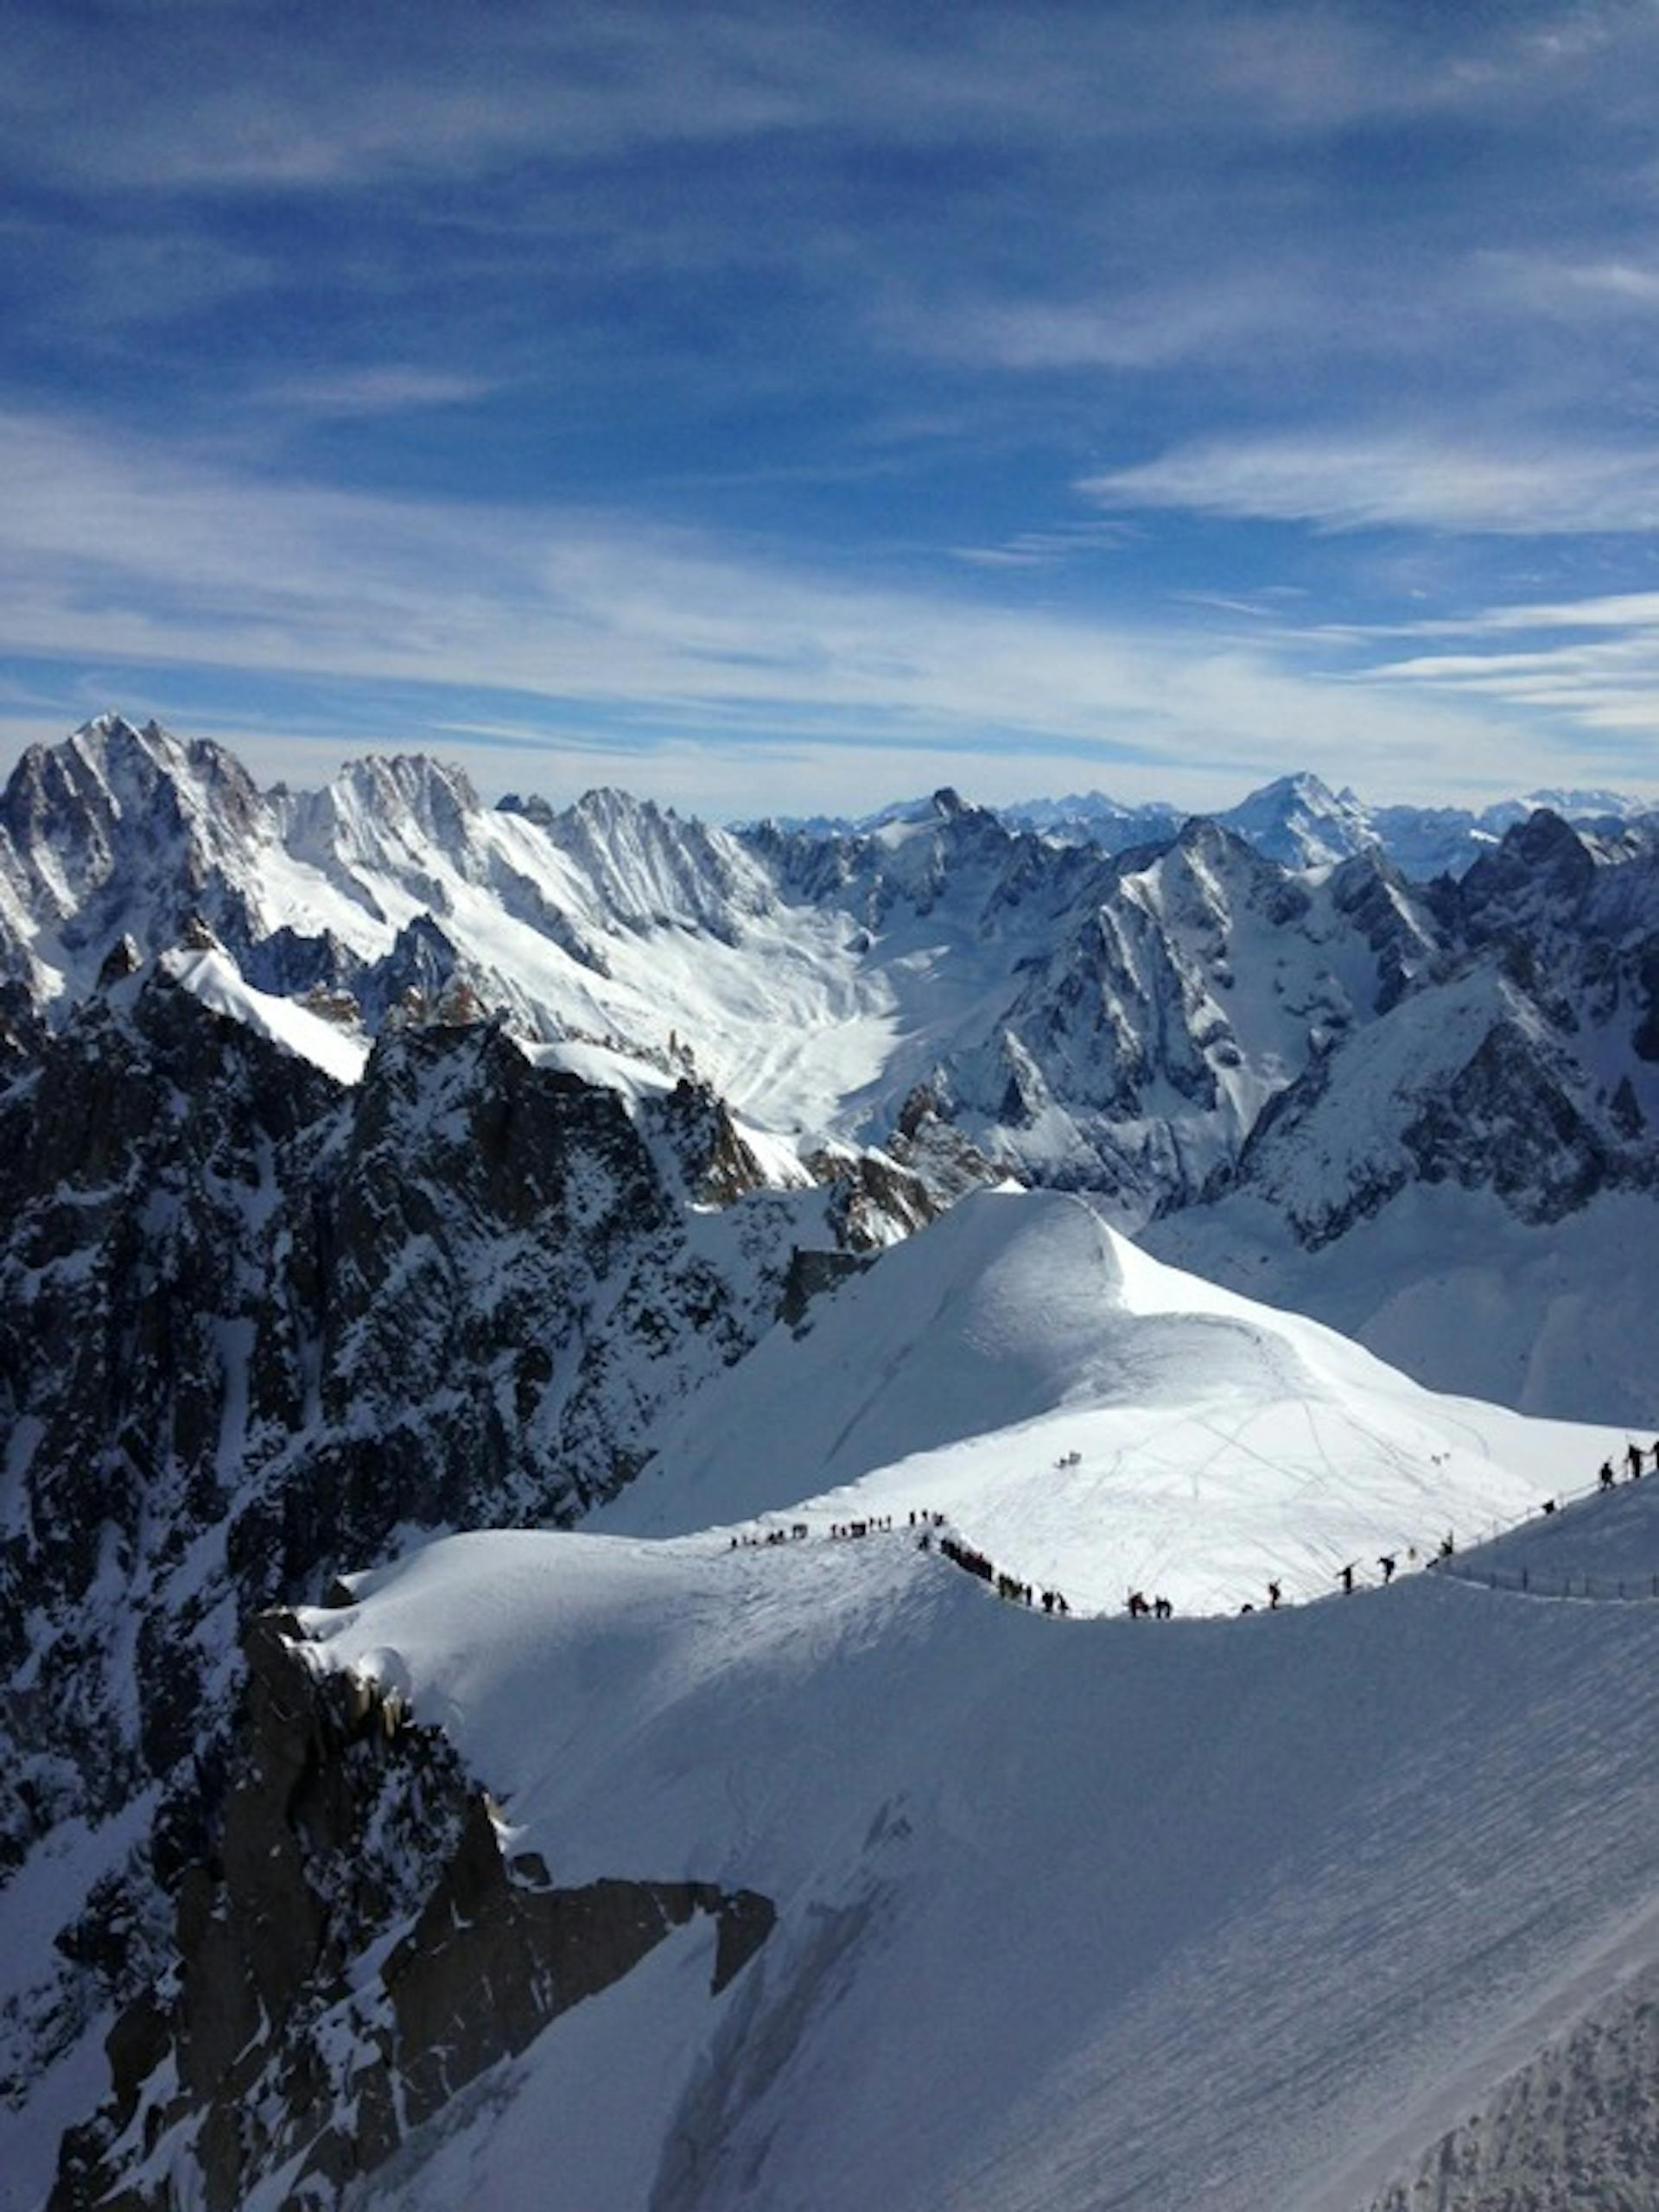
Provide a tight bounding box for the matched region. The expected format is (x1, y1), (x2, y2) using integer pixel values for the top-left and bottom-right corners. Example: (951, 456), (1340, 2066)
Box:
(0, 976), (47, 1087)
(886, 1085), (1004, 1211)
(51, 1615), (772, 2212)
(646, 1074), (768, 1206)
(802, 1143), (938, 1252)
(780, 1243), (871, 1329)
(1402, 1021), (1616, 1224)
(0, 962), (851, 2120)
(1635, 942), (1659, 1062)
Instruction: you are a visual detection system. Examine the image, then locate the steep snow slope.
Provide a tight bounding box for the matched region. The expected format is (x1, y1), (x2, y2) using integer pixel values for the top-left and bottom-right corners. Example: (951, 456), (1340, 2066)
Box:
(161, 944), (372, 1084)
(296, 1489), (1659, 2212)
(600, 1189), (1630, 1615)
(1147, 1182), (1658, 1426)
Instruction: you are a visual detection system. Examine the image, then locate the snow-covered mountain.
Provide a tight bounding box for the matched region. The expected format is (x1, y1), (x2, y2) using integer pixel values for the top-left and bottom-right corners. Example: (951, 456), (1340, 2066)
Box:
(42, 1189), (1659, 2210)
(1147, 807), (1659, 1417)
(1001, 770), (1658, 877)
(982, 785), (1186, 853)
(4, 718), (1657, 1405)
(599, 1187), (1621, 1608)
(0, 932), (929, 2197)
(4, 715), (1659, 2209)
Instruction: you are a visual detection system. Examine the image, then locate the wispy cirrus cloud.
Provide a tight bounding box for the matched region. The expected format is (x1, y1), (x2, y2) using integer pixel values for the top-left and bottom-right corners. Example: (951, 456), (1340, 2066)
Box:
(257, 368), (511, 419)
(7, 2), (1659, 815)
(1348, 580), (1659, 764)
(1085, 431), (1659, 536)
(0, 406), (1556, 813)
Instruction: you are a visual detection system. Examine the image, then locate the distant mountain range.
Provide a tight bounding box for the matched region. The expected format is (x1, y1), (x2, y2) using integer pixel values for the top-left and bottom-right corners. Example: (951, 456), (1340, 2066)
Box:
(767, 769), (1658, 878)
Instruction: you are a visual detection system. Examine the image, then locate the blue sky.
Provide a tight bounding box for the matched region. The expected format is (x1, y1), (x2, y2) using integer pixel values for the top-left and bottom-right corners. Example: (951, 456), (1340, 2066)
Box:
(4, 0), (1659, 816)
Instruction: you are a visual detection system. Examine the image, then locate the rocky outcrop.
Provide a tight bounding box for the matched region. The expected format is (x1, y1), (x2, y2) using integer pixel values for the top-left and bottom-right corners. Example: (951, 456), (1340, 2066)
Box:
(51, 1613), (772, 2211)
(0, 957), (855, 2126)
(802, 1143), (937, 1251)
(1205, 965), (1656, 1254)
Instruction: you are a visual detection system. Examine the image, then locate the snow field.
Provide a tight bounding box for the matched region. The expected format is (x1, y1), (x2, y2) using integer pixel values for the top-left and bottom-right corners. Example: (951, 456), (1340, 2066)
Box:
(1148, 1181), (1659, 1425)
(602, 1189), (1631, 1617)
(292, 1192), (1659, 2207)
(303, 1493), (1659, 2212)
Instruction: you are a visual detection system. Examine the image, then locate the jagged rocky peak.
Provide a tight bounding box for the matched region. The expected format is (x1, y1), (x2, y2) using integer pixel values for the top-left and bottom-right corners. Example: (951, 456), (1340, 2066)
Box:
(334, 748), (479, 830)
(51, 1611), (773, 2212)
(1459, 805), (1599, 918)
(1218, 771), (1377, 870)
(1, 715), (265, 923)
(279, 749), (482, 874)
(759, 776), (1100, 934)
(543, 784), (774, 934)
(644, 1072), (771, 1206)
(1445, 811), (1659, 1050)
(1140, 812), (1301, 931)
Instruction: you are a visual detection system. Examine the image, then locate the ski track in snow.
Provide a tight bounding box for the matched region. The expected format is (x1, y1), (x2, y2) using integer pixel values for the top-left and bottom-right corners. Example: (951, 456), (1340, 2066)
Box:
(601, 1190), (1632, 1617)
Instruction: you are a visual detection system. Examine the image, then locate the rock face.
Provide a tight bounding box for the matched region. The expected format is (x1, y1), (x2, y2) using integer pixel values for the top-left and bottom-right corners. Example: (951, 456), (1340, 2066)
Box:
(928, 820), (1447, 1209)
(1195, 817), (1659, 1249)
(0, 949), (890, 2139)
(51, 1613), (772, 2211)
(5, 720), (1655, 1237)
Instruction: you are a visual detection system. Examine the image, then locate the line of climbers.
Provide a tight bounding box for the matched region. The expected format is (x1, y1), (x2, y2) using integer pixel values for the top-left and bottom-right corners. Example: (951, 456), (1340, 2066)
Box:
(728, 1432), (1659, 1617)
(933, 1531), (1071, 1616)
(732, 1510), (950, 1548)
(1317, 1433), (1659, 1608)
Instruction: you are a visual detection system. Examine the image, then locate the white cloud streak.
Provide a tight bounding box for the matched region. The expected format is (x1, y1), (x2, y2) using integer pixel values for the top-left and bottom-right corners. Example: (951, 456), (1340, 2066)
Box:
(0, 408), (1550, 811)
(1085, 431), (1659, 536)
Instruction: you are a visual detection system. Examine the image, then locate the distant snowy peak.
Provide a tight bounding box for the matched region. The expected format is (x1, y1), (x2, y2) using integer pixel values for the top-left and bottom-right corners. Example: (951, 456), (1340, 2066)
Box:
(1520, 785), (1655, 820)
(1, 714), (261, 925)
(1001, 773), (1656, 880)
(751, 785), (1106, 936)
(535, 785), (774, 937)
(278, 749), (481, 874)
(999, 790), (1184, 852)
(1211, 771), (1376, 869)
(742, 791), (946, 841)
(756, 774), (1656, 880)
(0, 723), (782, 1036)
